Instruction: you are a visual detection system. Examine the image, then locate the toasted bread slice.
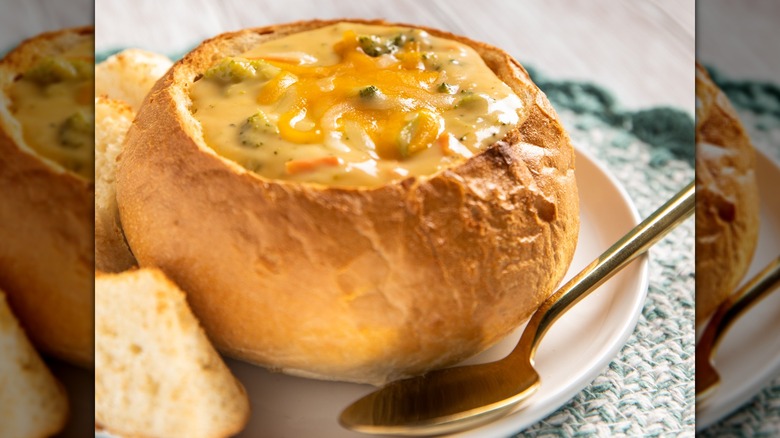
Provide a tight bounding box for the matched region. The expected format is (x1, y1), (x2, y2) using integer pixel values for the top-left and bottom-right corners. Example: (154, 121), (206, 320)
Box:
(0, 290), (68, 438)
(95, 49), (172, 111)
(95, 269), (249, 438)
(95, 96), (136, 273)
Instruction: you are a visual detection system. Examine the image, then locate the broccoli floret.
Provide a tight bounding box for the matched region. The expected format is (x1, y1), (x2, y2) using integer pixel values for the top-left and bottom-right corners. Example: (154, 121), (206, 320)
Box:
(204, 58), (281, 83)
(359, 85), (380, 99)
(357, 32), (413, 57)
(58, 110), (94, 149)
(238, 111), (278, 148)
(24, 57), (80, 84)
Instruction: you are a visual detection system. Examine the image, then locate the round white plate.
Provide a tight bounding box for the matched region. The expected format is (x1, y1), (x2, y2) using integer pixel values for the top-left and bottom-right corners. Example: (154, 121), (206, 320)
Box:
(96, 145), (649, 437)
(696, 149), (780, 431)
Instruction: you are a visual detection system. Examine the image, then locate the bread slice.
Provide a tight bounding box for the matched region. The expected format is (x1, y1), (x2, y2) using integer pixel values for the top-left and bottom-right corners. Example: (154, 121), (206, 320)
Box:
(95, 49), (172, 111)
(95, 96), (137, 273)
(0, 290), (69, 438)
(94, 49), (171, 273)
(95, 269), (249, 438)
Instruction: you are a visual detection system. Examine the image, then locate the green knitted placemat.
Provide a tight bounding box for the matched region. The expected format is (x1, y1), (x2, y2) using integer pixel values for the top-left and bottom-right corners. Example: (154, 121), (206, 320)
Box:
(697, 68), (780, 438)
(512, 68), (696, 437)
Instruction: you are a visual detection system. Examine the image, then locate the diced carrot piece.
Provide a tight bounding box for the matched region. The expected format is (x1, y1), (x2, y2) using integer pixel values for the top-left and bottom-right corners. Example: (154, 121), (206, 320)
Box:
(436, 133), (452, 154)
(285, 156), (342, 175)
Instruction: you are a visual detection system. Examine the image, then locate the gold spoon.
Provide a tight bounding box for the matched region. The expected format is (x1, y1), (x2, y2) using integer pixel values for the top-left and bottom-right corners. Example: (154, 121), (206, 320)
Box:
(696, 255), (780, 402)
(340, 181), (695, 436)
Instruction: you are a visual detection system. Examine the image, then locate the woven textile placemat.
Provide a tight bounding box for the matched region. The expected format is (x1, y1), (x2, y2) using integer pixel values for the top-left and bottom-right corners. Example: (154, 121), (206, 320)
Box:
(697, 70), (780, 438)
(515, 68), (696, 437)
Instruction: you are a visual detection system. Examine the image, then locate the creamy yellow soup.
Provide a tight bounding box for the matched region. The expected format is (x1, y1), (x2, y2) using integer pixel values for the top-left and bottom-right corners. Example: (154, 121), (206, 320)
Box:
(8, 38), (95, 180)
(190, 23), (523, 187)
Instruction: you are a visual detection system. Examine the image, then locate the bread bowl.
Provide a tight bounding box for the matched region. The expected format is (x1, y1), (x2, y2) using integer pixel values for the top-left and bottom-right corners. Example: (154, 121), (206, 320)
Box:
(116, 19), (579, 385)
(695, 63), (759, 326)
(0, 27), (94, 367)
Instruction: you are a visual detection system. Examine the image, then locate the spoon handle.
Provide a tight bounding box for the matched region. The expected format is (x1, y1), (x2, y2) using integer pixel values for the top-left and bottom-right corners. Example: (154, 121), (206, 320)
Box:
(513, 181), (695, 361)
(699, 255), (780, 362)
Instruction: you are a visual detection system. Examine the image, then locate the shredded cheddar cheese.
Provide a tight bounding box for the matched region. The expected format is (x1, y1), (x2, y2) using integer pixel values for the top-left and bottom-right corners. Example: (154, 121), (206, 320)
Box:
(190, 22), (523, 187)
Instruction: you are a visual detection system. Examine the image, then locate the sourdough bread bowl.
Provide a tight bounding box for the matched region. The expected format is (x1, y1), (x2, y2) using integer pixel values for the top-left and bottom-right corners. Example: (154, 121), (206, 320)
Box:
(695, 63), (759, 326)
(0, 27), (94, 367)
(116, 19), (579, 385)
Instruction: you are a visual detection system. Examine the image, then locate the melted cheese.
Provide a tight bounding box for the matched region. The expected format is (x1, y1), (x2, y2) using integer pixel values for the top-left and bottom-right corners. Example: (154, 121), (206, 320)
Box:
(8, 38), (95, 180)
(190, 23), (523, 187)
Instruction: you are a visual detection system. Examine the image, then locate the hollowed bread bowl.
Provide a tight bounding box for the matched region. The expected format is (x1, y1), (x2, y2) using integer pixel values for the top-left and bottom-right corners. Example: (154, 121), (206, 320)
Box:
(116, 19), (579, 385)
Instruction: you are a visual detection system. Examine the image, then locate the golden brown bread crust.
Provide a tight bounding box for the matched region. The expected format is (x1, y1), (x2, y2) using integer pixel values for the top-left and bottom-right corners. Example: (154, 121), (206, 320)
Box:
(116, 19), (579, 384)
(95, 96), (138, 273)
(695, 63), (759, 326)
(0, 27), (94, 367)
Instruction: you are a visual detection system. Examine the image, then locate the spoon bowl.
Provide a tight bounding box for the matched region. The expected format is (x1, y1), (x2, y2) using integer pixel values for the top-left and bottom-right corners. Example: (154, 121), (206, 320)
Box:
(340, 357), (539, 435)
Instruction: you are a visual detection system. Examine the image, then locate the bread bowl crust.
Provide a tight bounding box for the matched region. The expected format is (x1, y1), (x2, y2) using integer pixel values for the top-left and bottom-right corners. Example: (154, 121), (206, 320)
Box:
(117, 19), (579, 384)
(695, 63), (759, 326)
(0, 27), (94, 367)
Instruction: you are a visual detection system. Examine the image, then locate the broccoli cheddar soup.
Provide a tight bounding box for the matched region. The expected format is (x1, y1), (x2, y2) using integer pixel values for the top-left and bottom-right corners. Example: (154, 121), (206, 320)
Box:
(190, 22), (524, 187)
(8, 37), (95, 180)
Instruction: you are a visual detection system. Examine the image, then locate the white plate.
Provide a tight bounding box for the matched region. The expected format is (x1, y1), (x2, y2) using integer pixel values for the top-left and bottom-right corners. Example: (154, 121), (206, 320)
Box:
(96, 145), (649, 437)
(696, 149), (780, 431)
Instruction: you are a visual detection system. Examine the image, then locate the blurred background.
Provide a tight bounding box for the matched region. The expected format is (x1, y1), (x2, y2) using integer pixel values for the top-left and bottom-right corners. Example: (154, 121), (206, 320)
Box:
(96, 0), (694, 114)
(0, 0), (92, 54)
(0, 0), (94, 437)
(697, 0), (780, 435)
